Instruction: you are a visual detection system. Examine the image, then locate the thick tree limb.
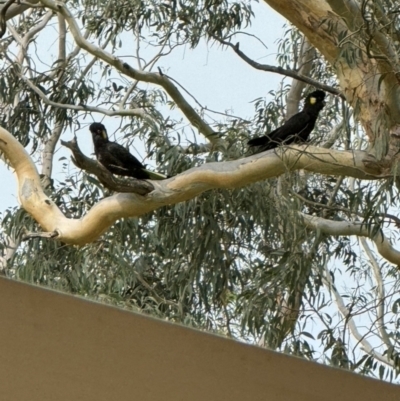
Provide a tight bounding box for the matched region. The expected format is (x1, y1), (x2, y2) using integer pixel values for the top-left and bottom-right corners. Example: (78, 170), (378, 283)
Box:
(301, 214), (400, 266)
(61, 138), (155, 196)
(0, 0), (39, 24)
(0, 126), (385, 245)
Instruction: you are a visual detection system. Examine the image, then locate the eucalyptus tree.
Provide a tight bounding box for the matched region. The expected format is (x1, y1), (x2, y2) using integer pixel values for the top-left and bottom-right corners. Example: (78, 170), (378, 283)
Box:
(1, 0), (400, 382)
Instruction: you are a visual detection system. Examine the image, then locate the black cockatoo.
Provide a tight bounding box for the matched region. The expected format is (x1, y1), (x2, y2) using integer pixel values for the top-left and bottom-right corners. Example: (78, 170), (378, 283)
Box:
(89, 122), (167, 180)
(248, 90), (326, 153)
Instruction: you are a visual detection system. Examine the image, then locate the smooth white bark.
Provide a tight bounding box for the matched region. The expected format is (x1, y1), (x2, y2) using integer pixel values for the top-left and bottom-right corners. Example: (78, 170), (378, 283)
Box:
(0, 125), (384, 245)
(301, 214), (400, 266)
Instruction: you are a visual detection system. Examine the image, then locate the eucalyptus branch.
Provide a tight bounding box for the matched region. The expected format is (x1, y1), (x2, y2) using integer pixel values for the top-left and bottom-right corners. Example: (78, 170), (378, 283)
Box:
(322, 260), (394, 368)
(321, 121), (344, 149)
(215, 38), (342, 97)
(39, 14), (66, 184)
(301, 213), (400, 266)
(360, 238), (393, 350)
(41, 123), (63, 182)
(0, 0), (39, 22)
(20, 9), (52, 45)
(8, 10), (52, 67)
(61, 137), (155, 196)
(224, 31), (269, 51)
(361, 0), (400, 70)
(286, 38), (315, 118)
(21, 74), (151, 119)
(5, 21), (21, 45)
(22, 230), (59, 241)
(293, 190), (400, 226)
(65, 28), (89, 60)
(38, 0), (218, 145)
(372, 0), (400, 44)
(326, 176), (344, 209)
(0, 234), (19, 271)
(135, 272), (179, 308)
(41, 28), (91, 83)
(0, 0), (16, 38)
(0, 123), (386, 245)
(135, 22), (142, 70)
(164, 73), (250, 123)
(119, 82), (138, 109)
(178, 142), (213, 154)
(71, 30), (113, 91)
(57, 13), (66, 72)
(142, 26), (177, 71)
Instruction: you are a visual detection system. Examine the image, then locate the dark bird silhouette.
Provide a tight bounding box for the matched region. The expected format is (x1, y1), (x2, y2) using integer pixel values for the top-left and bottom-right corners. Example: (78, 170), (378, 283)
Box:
(89, 122), (167, 180)
(248, 90), (326, 153)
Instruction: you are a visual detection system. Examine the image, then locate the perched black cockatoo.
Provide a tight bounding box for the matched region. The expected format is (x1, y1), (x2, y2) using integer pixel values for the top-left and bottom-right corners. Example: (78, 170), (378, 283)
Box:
(248, 90), (326, 153)
(89, 122), (167, 180)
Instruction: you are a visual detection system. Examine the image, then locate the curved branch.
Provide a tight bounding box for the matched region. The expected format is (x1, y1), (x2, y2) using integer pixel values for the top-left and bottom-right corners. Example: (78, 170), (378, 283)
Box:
(216, 38), (342, 97)
(38, 0), (218, 145)
(293, 190), (400, 226)
(21, 74), (150, 118)
(301, 214), (400, 266)
(0, 125), (384, 245)
(322, 260), (394, 368)
(360, 238), (393, 350)
(164, 73), (249, 123)
(0, 0), (39, 21)
(0, 0), (17, 37)
(7, 10), (53, 67)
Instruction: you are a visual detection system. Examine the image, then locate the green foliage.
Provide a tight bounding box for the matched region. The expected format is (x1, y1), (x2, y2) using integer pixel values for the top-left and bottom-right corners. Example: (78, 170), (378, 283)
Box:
(82, 0), (253, 48)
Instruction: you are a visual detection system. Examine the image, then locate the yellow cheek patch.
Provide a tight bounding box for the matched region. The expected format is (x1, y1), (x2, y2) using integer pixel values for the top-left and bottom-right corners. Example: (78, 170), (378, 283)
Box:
(310, 97), (317, 104)
(101, 130), (108, 139)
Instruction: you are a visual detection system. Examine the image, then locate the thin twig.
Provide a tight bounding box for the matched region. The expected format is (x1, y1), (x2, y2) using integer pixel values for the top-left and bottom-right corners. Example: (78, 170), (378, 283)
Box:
(20, 74), (151, 118)
(164, 73), (250, 123)
(215, 37), (343, 98)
